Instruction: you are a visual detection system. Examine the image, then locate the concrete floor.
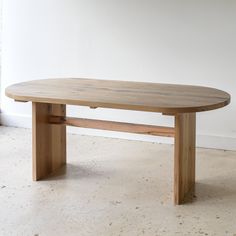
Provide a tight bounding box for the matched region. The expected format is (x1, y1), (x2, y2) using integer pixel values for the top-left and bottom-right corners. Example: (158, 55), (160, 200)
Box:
(0, 126), (236, 236)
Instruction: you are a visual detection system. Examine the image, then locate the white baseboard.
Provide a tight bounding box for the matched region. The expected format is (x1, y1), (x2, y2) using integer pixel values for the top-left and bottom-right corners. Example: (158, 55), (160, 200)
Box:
(1, 113), (236, 151)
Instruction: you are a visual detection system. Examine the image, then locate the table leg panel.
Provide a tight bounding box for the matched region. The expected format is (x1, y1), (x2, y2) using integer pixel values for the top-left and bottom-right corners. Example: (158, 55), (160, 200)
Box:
(174, 113), (196, 204)
(32, 102), (66, 180)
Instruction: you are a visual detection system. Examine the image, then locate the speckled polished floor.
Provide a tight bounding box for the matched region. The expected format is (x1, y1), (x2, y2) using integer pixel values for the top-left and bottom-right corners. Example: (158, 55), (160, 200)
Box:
(0, 126), (236, 236)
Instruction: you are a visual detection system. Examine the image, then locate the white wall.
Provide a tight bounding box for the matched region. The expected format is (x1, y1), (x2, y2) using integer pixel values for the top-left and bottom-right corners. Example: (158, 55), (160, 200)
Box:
(1, 0), (236, 150)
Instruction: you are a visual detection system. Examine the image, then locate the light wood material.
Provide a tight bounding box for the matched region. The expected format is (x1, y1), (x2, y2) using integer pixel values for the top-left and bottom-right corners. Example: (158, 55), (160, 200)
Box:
(5, 78), (231, 205)
(174, 113), (196, 205)
(32, 102), (66, 180)
(49, 116), (175, 137)
(6, 78), (230, 113)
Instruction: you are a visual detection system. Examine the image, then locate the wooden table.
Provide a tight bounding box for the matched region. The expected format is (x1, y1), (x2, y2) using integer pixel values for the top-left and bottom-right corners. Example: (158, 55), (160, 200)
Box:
(5, 78), (230, 205)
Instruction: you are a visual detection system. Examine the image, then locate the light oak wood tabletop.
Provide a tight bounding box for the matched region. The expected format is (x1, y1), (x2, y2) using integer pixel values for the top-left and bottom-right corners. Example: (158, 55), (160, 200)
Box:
(5, 78), (230, 113)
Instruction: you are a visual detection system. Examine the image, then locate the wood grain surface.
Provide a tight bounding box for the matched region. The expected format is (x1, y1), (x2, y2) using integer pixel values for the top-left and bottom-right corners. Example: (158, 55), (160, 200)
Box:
(32, 103), (66, 180)
(49, 116), (175, 137)
(6, 78), (230, 113)
(174, 113), (196, 204)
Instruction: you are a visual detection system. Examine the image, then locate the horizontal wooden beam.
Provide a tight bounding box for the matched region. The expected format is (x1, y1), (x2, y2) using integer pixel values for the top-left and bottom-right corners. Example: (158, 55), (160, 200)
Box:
(49, 116), (175, 137)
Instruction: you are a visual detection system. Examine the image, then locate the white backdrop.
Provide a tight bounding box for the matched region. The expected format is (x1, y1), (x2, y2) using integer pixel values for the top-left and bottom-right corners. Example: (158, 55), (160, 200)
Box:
(1, 0), (236, 150)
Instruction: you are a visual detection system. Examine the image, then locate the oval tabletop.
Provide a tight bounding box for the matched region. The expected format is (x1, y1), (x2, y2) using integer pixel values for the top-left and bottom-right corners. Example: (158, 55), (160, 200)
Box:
(5, 78), (230, 113)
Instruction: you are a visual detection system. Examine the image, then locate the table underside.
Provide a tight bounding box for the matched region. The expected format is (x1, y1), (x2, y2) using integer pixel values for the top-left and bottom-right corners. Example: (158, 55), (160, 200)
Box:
(32, 102), (196, 205)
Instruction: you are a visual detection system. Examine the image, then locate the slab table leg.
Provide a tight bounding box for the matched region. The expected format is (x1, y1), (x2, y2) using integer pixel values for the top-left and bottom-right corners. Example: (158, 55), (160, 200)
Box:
(174, 113), (196, 204)
(32, 102), (66, 180)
